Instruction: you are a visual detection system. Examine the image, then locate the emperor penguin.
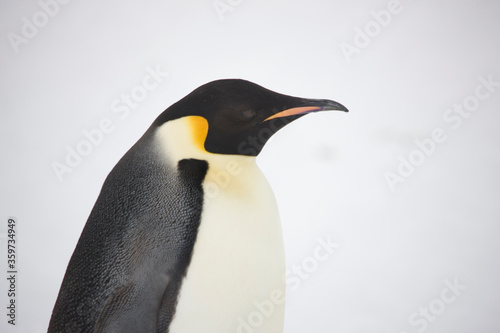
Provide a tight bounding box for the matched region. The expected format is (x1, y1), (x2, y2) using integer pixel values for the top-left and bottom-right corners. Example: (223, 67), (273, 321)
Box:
(48, 79), (347, 333)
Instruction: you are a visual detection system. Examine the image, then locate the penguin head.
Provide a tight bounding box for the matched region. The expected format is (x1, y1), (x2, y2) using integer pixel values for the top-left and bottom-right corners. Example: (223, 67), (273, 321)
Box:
(154, 79), (347, 158)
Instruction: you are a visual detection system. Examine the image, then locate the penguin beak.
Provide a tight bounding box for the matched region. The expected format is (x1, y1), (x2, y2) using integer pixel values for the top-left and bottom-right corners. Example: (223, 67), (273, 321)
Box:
(263, 99), (348, 122)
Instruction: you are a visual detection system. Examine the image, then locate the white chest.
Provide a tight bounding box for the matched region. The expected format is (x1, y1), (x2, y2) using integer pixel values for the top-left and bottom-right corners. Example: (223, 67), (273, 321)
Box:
(168, 158), (286, 333)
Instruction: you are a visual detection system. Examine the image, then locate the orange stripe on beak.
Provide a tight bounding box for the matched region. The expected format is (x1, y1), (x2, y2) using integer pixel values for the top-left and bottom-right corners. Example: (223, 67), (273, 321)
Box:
(263, 106), (323, 122)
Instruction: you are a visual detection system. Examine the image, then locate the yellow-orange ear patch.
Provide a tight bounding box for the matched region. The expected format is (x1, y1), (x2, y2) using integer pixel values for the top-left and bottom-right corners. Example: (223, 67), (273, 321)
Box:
(187, 116), (209, 152)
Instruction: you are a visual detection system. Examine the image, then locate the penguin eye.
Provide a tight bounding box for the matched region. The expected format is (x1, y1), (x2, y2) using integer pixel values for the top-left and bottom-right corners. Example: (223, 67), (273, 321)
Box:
(241, 109), (257, 121)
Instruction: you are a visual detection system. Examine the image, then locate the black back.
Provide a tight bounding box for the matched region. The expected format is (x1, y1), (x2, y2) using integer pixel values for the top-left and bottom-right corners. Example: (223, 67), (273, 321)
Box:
(48, 130), (208, 332)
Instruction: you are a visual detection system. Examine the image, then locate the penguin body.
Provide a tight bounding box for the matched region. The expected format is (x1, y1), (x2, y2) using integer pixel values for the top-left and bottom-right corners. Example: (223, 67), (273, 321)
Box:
(48, 79), (347, 332)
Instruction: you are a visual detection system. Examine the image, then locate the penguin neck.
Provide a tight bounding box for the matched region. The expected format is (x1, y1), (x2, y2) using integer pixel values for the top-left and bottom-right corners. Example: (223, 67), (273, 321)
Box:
(155, 116), (258, 176)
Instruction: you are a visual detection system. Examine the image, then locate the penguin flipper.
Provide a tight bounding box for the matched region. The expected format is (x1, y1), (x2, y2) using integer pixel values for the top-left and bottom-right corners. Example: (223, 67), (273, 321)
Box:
(93, 273), (171, 333)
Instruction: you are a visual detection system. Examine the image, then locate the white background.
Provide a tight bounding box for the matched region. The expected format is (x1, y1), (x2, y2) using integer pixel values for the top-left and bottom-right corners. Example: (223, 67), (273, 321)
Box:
(1, 0), (499, 332)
